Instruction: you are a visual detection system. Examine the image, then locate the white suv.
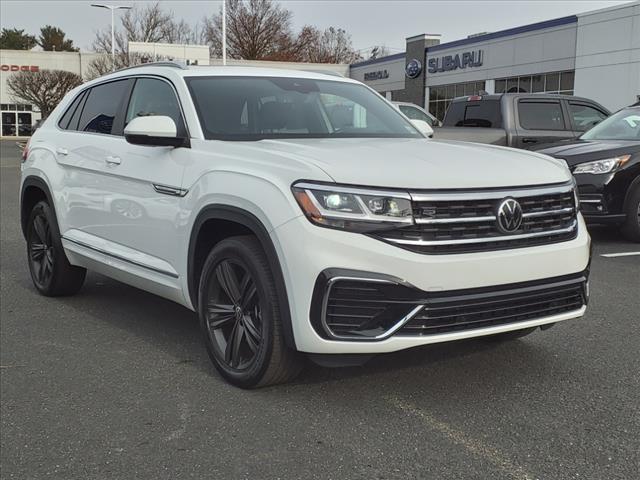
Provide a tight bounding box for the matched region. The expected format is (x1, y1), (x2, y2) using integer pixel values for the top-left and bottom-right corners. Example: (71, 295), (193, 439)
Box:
(20, 63), (591, 388)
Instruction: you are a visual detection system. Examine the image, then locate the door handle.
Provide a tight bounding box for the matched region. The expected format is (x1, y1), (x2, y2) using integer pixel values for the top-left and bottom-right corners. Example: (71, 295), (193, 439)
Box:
(105, 155), (121, 166)
(56, 147), (68, 156)
(522, 138), (538, 144)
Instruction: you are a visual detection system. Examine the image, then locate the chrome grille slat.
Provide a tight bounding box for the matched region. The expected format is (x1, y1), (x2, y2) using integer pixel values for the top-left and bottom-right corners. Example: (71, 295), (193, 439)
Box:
(376, 183), (578, 254)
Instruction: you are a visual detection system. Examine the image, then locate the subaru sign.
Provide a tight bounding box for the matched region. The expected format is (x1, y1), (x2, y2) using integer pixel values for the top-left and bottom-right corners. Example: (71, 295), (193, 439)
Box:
(428, 50), (483, 73)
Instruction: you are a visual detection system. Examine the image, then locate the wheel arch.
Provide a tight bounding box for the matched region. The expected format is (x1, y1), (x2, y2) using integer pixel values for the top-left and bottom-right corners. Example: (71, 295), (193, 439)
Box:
(20, 176), (57, 240)
(622, 172), (640, 212)
(188, 205), (296, 350)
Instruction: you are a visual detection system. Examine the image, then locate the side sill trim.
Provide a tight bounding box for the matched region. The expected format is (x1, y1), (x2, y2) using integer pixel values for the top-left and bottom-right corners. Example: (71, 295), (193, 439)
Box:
(62, 236), (179, 279)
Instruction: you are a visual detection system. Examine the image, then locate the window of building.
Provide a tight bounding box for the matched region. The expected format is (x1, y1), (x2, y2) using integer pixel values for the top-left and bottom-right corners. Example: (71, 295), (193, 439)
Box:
(494, 70), (574, 95)
(428, 80), (486, 120)
(518, 100), (565, 130)
(78, 79), (130, 135)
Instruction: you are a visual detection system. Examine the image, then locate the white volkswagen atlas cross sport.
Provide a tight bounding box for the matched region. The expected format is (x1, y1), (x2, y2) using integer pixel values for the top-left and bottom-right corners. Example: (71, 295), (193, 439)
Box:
(20, 63), (591, 388)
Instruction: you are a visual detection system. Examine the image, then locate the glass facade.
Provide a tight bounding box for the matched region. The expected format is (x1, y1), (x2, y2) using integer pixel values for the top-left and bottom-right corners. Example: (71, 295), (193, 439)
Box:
(494, 70), (574, 95)
(0, 104), (34, 136)
(428, 81), (486, 120)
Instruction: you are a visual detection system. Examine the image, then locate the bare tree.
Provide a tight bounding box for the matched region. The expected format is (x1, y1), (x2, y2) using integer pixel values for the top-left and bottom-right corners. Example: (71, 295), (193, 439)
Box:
(201, 0), (298, 60)
(302, 27), (361, 64)
(7, 70), (83, 117)
(89, 2), (195, 77)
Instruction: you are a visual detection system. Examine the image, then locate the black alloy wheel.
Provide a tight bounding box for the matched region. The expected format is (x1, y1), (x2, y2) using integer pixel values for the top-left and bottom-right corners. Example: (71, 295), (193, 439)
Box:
(26, 201), (86, 296)
(28, 211), (55, 289)
(198, 236), (301, 388)
(205, 259), (263, 370)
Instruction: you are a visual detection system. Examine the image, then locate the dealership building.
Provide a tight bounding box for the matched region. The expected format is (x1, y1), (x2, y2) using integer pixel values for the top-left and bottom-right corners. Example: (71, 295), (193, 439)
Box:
(351, 1), (640, 119)
(1, 0), (638, 136)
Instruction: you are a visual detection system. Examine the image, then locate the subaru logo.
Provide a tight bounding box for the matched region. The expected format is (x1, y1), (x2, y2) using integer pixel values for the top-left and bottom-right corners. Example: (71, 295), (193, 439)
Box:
(496, 198), (523, 234)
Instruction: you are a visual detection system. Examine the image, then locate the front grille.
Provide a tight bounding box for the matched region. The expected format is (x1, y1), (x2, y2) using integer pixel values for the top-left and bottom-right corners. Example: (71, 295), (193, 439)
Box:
(400, 275), (587, 336)
(375, 183), (578, 254)
(313, 272), (587, 341)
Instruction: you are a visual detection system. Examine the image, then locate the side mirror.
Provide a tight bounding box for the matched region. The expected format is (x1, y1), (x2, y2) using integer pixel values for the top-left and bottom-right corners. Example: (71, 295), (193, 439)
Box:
(124, 116), (188, 147)
(410, 119), (434, 138)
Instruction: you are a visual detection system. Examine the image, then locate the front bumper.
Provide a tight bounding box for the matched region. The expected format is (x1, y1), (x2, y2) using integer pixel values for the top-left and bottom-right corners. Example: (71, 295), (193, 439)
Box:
(273, 213), (591, 354)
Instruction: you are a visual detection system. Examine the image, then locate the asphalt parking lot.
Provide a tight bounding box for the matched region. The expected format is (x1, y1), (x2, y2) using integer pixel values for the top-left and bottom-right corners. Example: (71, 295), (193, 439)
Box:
(1, 139), (639, 480)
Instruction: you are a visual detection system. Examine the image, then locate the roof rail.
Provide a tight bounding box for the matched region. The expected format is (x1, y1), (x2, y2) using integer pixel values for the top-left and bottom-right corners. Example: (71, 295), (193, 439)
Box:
(115, 61), (189, 73)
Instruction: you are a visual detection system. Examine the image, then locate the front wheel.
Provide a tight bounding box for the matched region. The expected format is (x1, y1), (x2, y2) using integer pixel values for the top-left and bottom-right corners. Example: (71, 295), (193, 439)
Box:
(620, 186), (640, 243)
(198, 236), (302, 388)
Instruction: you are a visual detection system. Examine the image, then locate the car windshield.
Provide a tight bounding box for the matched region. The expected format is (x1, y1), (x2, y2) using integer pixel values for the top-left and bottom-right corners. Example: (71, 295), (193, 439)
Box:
(580, 108), (640, 141)
(185, 76), (422, 140)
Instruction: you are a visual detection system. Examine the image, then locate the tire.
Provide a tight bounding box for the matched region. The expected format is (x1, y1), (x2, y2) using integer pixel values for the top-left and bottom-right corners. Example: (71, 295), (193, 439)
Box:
(620, 186), (640, 243)
(198, 235), (302, 388)
(482, 327), (537, 343)
(26, 201), (86, 296)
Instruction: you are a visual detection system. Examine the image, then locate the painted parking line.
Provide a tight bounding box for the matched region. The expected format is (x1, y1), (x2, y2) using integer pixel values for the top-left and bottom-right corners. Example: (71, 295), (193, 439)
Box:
(386, 395), (536, 480)
(600, 252), (640, 258)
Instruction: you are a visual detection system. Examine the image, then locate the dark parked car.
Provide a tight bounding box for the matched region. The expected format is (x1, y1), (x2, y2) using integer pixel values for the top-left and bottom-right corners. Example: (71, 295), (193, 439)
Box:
(536, 105), (640, 242)
(435, 93), (610, 149)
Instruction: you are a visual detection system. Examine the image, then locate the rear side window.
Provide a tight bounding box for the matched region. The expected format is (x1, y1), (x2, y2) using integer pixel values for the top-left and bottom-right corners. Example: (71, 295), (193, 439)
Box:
(125, 78), (187, 136)
(518, 101), (565, 131)
(443, 100), (501, 128)
(58, 91), (85, 130)
(78, 80), (129, 135)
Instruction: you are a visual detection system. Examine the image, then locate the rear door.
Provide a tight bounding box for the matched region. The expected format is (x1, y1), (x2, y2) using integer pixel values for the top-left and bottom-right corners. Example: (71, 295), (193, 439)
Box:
(54, 78), (132, 249)
(514, 98), (574, 149)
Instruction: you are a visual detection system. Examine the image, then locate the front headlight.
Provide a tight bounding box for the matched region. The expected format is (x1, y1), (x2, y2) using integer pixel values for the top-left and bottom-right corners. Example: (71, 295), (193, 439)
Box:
(292, 181), (413, 232)
(572, 155), (631, 174)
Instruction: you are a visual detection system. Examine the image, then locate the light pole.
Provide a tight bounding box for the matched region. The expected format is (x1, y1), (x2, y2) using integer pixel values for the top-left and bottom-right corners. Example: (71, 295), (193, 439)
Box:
(91, 4), (132, 71)
(221, 0), (227, 65)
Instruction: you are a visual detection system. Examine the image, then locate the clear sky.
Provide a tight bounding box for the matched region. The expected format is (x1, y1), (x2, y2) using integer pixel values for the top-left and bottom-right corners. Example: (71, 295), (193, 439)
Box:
(0, 0), (632, 54)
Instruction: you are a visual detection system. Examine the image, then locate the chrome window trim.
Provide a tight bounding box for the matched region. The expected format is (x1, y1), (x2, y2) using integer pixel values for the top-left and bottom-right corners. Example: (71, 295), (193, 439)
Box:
(321, 276), (423, 341)
(384, 220), (577, 246)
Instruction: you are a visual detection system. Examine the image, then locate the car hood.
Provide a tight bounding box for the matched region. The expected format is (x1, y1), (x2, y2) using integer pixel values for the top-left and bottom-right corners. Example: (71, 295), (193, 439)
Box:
(535, 139), (640, 166)
(255, 138), (571, 189)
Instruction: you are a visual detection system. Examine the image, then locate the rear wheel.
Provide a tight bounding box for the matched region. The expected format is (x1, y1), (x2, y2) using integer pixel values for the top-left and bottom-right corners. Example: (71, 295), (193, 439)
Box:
(198, 236), (301, 388)
(620, 186), (640, 243)
(26, 201), (86, 296)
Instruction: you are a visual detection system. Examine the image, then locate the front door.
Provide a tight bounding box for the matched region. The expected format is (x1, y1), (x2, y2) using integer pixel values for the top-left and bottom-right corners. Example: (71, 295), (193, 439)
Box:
(95, 76), (190, 279)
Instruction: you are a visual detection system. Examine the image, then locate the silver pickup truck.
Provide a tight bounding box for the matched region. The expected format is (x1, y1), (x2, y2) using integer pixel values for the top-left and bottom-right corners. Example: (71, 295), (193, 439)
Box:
(434, 93), (610, 149)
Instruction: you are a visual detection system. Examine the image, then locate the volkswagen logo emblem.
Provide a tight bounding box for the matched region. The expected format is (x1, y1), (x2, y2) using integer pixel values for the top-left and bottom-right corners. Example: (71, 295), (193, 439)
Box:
(496, 198), (523, 234)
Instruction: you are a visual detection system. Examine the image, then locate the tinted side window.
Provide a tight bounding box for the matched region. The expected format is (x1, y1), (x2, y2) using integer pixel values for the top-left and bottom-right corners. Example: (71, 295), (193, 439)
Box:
(443, 100), (501, 128)
(569, 103), (608, 132)
(125, 78), (186, 136)
(519, 101), (564, 131)
(58, 91), (85, 130)
(78, 80), (129, 135)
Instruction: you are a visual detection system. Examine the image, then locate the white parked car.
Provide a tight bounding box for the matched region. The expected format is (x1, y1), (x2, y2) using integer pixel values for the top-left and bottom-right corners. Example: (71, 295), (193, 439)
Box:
(20, 63), (591, 388)
(393, 101), (441, 128)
